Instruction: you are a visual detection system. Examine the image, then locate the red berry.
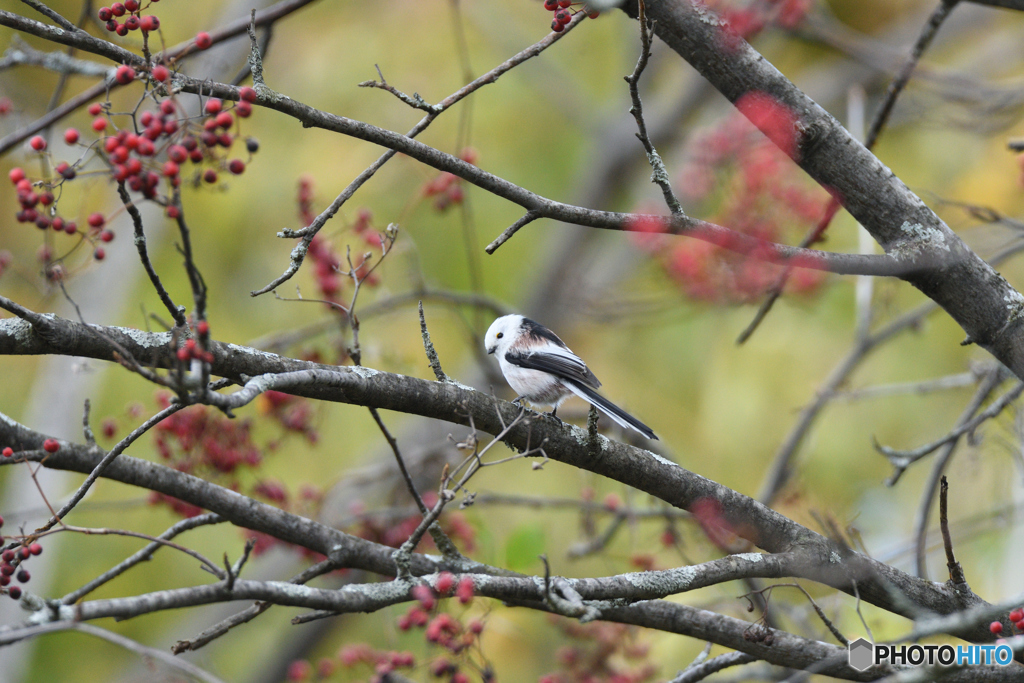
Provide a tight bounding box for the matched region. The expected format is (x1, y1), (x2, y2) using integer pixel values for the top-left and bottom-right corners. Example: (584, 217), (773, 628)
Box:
(166, 205), (180, 219)
(8, 586), (21, 600)
(197, 320), (209, 336)
(435, 572), (455, 595)
(16, 569), (29, 583)
(110, 2), (125, 16)
(176, 347), (189, 361)
(1010, 609), (1023, 623)
(215, 111), (234, 129)
(991, 621), (1004, 635)
(167, 145), (187, 163)
(116, 23), (129, 36)
(195, 32), (212, 49)
(544, 0), (558, 9)
(9, 168), (25, 184)
(140, 15), (159, 32)
(100, 230), (114, 242)
(92, 117), (107, 132)
(234, 101), (252, 118)
(239, 86), (257, 103)
(64, 128), (80, 145)
(203, 169), (217, 183)
(124, 0), (139, 11)
(98, 7), (113, 21)
(456, 576), (474, 604)
(106, 19), (119, 32)
(558, 0), (571, 7)
(42, 438), (60, 453)
(28, 543), (42, 556)
(64, 221), (77, 235)
(126, 158), (142, 175)
(29, 136), (46, 152)
(162, 161), (179, 177)
(151, 65), (169, 82)
(137, 139), (155, 156)
(205, 98), (223, 115)
(551, 19), (564, 31)
(124, 15), (140, 31)
(94, 248), (106, 261)
(228, 159), (245, 175)
(87, 213), (105, 228)
(2, 447), (13, 457)
(56, 162), (76, 180)
(115, 65), (135, 85)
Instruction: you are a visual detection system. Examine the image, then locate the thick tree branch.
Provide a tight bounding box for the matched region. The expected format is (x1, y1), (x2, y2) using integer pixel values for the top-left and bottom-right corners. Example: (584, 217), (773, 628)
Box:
(0, 310), (1001, 643)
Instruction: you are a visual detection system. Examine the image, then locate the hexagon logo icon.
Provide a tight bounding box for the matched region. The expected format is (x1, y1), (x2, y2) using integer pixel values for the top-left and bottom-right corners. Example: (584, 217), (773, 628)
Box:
(849, 638), (873, 671)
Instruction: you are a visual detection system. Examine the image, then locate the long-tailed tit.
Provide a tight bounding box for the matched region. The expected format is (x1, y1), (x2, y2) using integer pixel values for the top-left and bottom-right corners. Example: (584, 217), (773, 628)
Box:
(485, 314), (657, 440)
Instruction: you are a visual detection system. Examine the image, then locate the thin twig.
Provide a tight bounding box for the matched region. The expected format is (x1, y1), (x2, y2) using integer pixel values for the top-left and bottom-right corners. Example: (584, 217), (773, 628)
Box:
(484, 210), (543, 255)
(34, 403), (184, 534)
(419, 301), (448, 382)
(117, 183), (186, 328)
(369, 407), (428, 515)
(669, 651), (758, 683)
(939, 476), (967, 586)
(62, 514), (225, 605)
(19, 0), (78, 33)
(2, 622), (226, 683)
(625, 0), (683, 216)
(253, 13), (588, 294)
(173, 558), (338, 654)
(876, 380), (1024, 467)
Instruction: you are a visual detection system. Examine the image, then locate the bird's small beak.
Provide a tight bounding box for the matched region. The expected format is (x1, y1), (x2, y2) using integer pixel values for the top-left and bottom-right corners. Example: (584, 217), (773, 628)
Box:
(486, 346), (495, 355)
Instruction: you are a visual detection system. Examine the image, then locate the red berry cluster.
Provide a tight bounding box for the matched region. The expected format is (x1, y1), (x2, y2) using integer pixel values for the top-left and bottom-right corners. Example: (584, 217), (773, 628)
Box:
(302, 644), (416, 683)
(719, 0), (813, 42)
(98, 1), (160, 37)
(380, 575), (489, 683)
(296, 179), (384, 317)
(8, 82), (259, 275)
(423, 147), (477, 211)
(259, 390), (319, 443)
(540, 620), (655, 683)
(631, 92), (828, 303)
(0, 542), (43, 601)
(990, 607), (1024, 636)
(354, 491), (476, 552)
(541, 1), (598, 32)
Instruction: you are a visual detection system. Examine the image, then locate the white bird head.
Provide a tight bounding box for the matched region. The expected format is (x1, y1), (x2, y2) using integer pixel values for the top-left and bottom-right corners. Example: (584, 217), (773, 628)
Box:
(485, 314), (525, 356)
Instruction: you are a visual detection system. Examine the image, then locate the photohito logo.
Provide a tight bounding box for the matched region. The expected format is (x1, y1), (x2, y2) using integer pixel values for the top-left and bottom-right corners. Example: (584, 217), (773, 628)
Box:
(847, 638), (1015, 671)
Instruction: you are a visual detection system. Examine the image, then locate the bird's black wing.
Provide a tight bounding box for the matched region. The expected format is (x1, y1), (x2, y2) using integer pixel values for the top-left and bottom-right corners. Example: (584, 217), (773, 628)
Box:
(504, 349), (601, 389)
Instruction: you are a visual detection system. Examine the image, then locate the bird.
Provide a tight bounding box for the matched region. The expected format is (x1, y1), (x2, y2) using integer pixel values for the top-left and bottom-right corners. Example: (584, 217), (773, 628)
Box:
(484, 314), (657, 440)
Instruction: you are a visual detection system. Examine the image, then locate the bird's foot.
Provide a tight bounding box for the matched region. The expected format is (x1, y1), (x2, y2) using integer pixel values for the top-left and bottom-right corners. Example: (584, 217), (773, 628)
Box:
(547, 407), (566, 427)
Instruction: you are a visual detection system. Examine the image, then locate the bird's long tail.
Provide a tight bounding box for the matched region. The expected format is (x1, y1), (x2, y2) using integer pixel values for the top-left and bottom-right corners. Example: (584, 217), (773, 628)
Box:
(565, 382), (657, 440)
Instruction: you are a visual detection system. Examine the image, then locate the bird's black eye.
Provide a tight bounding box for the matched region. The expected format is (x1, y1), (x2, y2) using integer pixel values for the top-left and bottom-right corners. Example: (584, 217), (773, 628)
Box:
(496, 332), (503, 339)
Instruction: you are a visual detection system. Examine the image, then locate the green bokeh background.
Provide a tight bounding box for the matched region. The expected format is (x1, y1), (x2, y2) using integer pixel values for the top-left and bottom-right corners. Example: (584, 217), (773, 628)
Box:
(2, 1), (1024, 681)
